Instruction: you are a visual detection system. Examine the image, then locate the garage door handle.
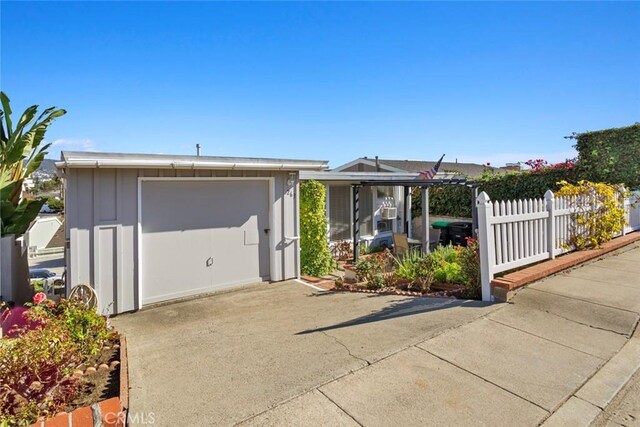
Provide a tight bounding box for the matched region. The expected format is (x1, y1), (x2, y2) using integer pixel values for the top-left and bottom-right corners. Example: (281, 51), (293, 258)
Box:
(206, 257), (213, 267)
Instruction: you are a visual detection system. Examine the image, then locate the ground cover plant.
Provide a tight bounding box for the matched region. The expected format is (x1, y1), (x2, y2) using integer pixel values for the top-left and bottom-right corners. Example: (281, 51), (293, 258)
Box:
(0, 294), (117, 426)
(342, 239), (481, 299)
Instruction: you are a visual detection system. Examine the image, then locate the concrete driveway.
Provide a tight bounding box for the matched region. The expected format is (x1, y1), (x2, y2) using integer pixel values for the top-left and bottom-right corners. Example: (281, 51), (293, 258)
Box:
(112, 281), (495, 426)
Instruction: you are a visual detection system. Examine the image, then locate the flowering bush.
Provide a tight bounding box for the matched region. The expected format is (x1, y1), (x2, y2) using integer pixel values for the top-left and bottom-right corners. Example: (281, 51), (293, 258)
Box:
(556, 180), (627, 249)
(0, 296), (115, 425)
(524, 158), (576, 172)
(32, 292), (47, 305)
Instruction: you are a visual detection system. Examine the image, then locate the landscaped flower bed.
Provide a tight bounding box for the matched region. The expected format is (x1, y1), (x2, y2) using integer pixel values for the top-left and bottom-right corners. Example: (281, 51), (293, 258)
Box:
(0, 293), (124, 426)
(335, 238), (481, 299)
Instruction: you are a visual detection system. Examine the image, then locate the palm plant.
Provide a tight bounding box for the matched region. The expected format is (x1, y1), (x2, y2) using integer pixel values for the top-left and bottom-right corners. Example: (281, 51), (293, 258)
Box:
(0, 92), (66, 236)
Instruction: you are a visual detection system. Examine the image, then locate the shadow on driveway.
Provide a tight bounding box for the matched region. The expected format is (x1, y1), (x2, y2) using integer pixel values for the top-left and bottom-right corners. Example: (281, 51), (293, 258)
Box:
(297, 296), (493, 335)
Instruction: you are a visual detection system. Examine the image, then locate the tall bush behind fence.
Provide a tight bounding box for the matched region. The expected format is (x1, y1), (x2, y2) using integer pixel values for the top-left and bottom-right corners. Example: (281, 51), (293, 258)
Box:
(574, 123), (640, 190)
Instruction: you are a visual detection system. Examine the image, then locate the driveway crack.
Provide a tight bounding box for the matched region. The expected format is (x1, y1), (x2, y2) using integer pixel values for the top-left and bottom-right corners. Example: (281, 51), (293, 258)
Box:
(321, 330), (371, 366)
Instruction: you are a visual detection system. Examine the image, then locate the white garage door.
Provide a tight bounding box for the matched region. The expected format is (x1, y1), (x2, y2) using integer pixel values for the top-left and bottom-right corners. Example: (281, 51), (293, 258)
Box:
(140, 179), (271, 305)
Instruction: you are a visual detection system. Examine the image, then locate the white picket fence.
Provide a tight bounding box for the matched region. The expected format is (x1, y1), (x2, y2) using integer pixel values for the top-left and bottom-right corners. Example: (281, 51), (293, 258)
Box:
(476, 189), (640, 302)
(625, 190), (640, 233)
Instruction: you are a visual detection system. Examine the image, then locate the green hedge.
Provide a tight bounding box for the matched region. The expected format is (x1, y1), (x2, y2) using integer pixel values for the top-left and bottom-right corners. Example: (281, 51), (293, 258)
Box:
(574, 123), (640, 190)
(300, 180), (335, 276)
(411, 123), (639, 218)
(412, 166), (581, 218)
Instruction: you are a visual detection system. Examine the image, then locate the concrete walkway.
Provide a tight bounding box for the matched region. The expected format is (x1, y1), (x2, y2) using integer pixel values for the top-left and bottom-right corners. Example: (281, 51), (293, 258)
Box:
(242, 242), (640, 427)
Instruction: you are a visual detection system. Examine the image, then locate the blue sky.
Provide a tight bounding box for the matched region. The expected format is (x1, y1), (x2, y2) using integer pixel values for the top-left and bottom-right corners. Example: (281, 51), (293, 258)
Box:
(1, 2), (638, 168)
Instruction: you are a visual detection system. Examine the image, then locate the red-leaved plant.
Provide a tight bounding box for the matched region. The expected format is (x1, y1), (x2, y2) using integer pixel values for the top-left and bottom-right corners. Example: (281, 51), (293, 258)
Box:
(0, 295), (115, 425)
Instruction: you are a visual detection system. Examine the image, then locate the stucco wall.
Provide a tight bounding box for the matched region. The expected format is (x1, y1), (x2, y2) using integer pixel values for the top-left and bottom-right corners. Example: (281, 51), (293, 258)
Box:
(64, 167), (299, 314)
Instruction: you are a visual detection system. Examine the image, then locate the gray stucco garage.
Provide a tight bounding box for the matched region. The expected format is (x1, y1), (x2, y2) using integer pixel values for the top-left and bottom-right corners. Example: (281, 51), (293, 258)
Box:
(57, 151), (327, 314)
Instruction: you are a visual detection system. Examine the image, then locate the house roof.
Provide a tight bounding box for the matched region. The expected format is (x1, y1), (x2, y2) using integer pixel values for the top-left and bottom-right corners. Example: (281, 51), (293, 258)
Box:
(300, 171), (420, 182)
(333, 157), (506, 178)
(46, 219), (66, 249)
(57, 151), (329, 171)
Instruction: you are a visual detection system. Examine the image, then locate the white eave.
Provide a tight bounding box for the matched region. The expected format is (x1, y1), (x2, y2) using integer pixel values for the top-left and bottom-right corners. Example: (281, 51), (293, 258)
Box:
(56, 151), (329, 171)
(300, 171), (421, 182)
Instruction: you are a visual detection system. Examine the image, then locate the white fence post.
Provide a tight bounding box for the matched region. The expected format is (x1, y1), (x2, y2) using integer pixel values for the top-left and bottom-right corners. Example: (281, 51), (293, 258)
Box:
(476, 191), (494, 302)
(620, 186), (628, 236)
(545, 190), (555, 259)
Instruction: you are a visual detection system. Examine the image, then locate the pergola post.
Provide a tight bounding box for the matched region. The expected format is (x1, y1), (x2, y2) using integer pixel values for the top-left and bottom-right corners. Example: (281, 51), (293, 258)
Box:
(352, 185), (360, 262)
(407, 188), (413, 238)
(403, 186), (410, 234)
(421, 187), (429, 253)
(471, 186), (479, 238)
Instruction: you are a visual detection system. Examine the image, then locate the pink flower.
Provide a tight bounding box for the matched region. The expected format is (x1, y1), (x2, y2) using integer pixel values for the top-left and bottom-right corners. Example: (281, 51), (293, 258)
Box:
(33, 292), (47, 305)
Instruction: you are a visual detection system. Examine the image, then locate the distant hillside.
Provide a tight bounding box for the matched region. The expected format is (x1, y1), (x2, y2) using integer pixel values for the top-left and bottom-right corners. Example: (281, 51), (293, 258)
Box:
(37, 159), (57, 176)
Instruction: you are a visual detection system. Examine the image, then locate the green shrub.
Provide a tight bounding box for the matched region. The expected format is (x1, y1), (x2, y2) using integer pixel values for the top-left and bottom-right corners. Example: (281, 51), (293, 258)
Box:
(394, 249), (425, 280)
(433, 262), (464, 284)
(300, 180), (335, 276)
(393, 250), (435, 292)
(429, 244), (458, 264)
(367, 273), (385, 290)
(355, 250), (393, 282)
(46, 197), (64, 211)
(458, 238), (481, 299)
(31, 280), (44, 293)
(574, 123), (640, 190)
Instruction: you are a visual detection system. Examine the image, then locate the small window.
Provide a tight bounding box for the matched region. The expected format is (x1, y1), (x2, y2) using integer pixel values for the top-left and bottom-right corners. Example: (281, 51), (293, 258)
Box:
(377, 186), (394, 199)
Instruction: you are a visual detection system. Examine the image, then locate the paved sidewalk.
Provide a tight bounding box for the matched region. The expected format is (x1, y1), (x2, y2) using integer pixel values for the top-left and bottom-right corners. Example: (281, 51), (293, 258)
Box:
(241, 242), (640, 426)
(593, 364), (640, 426)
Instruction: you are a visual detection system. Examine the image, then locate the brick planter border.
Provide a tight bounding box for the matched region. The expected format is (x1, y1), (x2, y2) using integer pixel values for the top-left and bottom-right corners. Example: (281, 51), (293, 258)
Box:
(491, 232), (640, 301)
(30, 333), (129, 427)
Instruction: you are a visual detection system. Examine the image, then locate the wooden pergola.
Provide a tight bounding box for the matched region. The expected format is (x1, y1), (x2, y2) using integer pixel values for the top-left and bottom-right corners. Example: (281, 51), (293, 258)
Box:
(351, 178), (481, 261)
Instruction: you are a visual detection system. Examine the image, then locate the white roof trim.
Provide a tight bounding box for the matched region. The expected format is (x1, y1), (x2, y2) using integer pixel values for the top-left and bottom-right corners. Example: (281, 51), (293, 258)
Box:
(332, 158), (406, 173)
(57, 151), (328, 171)
(301, 170), (459, 182)
(301, 171), (419, 181)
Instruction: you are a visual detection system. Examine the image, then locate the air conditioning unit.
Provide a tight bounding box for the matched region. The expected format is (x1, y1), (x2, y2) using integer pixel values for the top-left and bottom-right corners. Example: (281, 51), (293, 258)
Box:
(381, 206), (398, 220)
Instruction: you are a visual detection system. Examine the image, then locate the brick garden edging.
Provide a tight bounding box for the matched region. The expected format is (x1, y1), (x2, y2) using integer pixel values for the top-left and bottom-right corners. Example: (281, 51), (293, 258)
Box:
(30, 334), (129, 427)
(491, 232), (640, 301)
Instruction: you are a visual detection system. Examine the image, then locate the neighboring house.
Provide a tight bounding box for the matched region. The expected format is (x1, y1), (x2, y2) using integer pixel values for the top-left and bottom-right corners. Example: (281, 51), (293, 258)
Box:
(26, 216), (63, 256)
(22, 177), (35, 192)
(57, 151), (327, 314)
(303, 156), (492, 246)
(334, 156), (506, 178)
(46, 223), (66, 250)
